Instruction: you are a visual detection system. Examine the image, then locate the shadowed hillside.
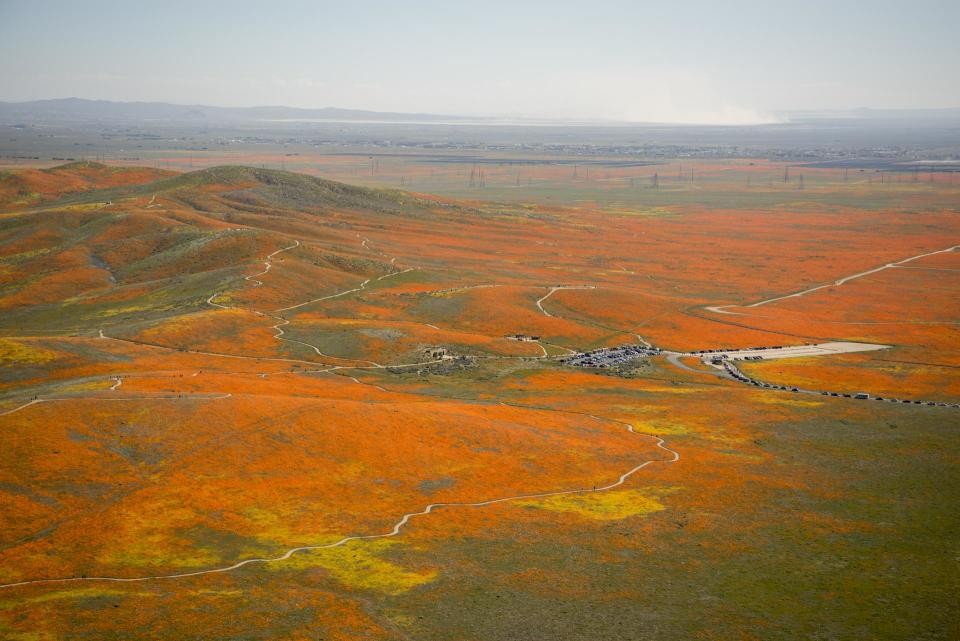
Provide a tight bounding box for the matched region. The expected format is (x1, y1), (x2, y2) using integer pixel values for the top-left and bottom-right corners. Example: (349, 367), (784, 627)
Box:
(36, 164), (464, 219)
(0, 164), (490, 333)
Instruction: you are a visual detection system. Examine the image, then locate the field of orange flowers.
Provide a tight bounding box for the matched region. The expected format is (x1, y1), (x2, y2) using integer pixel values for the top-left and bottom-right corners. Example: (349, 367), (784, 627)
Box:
(0, 161), (957, 640)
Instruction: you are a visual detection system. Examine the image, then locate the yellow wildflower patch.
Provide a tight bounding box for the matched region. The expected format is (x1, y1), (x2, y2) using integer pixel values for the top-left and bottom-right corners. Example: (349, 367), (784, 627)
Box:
(0, 339), (59, 365)
(276, 539), (436, 595)
(0, 587), (153, 609)
(754, 395), (824, 408)
(58, 379), (112, 393)
(518, 487), (676, 521)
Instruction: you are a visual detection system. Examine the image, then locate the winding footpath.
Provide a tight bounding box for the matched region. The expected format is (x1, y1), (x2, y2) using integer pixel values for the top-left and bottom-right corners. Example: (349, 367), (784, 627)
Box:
(0, 393), (232, 418)
(537, 285), (653, 354)
(275, 267), (415, 313)
(536, 285), (595, 317)
(534, 284), (654, 348)
(0, 411), (677, 590)
(246, 240), (299, 287)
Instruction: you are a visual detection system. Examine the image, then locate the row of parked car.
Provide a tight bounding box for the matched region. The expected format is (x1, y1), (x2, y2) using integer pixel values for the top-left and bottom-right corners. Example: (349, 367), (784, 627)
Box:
(822, 391), (959, 408)
(723, 362), (958, 408)
(723, 362), (799, 391)
(712, 355), (763, 364)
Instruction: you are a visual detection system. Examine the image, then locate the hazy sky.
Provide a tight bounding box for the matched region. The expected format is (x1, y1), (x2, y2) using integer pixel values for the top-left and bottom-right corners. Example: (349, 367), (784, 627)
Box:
(1, 0), (958, 124)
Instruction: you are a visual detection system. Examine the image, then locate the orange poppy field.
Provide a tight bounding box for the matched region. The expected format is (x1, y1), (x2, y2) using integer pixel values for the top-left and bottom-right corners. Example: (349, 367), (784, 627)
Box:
(0, 160), (957, 640)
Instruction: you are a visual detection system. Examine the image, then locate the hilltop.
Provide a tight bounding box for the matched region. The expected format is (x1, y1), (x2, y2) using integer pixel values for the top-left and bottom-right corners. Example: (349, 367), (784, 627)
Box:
(144, 165), (438, 214)
(1, 163), (462, 218)
(0, 161), (173, 207)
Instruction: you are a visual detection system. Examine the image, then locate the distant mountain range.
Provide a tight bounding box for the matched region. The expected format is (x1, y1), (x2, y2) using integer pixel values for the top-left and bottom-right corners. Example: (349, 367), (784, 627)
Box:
(0, 97), (474, 124)
(1, 97), (958, 126)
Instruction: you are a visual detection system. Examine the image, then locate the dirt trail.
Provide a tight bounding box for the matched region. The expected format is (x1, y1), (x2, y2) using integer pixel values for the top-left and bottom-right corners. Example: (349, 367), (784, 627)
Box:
(706, 244), (959, 315)
(0, 408), (676, 590)
(535, 285), (654, 348)
(246, 240), (299, 287)
(0, 393), (231, 418)
(536, 285), (595, 317)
